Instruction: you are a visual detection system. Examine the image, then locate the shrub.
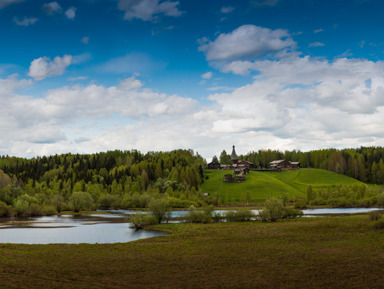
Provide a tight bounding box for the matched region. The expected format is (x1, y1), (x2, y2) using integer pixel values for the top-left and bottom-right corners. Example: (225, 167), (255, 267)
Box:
(185, 206), (213, 223)
(168, 197), (199, 208)
(14, 199), (29, 216)
(28, 204), (43, 217)
(259, 197), (303, 222)
(258, 209), (270, 222)
(282, 206), (303, 219)
(293, 198), (307, 209)
(130, 212), (157, 230)
(42, 205), (57, 216)
(368, 210), (382, 221)
(371, 218), (384, 229)
(98, 194), (116, 209)
(52, 194), (65, 213)
(69, 191), (94, 212)
(148, 198), (172, 224)
(224, 209), (255, 222)
(0, 201), (9, 217)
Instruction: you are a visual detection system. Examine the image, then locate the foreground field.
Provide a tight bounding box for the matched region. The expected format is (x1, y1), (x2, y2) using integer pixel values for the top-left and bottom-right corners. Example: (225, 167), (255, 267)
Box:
(1, 216), (384, 288)
(202, 168), (364, 203)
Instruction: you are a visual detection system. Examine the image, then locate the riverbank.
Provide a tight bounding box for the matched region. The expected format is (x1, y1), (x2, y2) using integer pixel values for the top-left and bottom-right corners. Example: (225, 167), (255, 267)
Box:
(1, 215), (384, 288)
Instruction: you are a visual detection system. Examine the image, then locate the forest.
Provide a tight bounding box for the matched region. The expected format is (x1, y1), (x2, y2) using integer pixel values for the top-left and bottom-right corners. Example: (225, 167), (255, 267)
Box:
(0, 149), (206, 217)
(1, 146), (384, 217)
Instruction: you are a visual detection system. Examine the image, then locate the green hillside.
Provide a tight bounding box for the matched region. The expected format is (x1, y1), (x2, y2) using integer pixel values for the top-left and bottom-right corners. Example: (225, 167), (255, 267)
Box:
(202, 168), (365, 203)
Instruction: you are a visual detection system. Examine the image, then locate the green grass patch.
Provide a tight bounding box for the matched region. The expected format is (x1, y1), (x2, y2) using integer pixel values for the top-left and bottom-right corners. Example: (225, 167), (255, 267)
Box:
(202, 168), (364, 204)
(0, 216), (384, 288)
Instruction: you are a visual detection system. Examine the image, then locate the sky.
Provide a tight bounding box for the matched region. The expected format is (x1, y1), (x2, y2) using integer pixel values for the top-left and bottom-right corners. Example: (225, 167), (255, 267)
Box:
(1, 0), (384, 159)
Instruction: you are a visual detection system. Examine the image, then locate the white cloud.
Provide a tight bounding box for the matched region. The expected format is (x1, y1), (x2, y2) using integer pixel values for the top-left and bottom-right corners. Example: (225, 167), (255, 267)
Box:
(205, 56), (384, 151)
(13, 17), (38, 26)
(199, 25), (296, 61)
(309, 42), (325, 47)
(201, 72), (213, 79)
(220, 6), (234, 13)
(81, 36), (89, 44)
(118, 0), (183, 21)
(0, 0), (23, 9)
(3, 56), (384, 159)
(65, 7), (76, 20)
(42, 2), (62, 15)
(0, 75), (201, 157)
(28, 55), (72, 81)
(314, 28), (324, 34)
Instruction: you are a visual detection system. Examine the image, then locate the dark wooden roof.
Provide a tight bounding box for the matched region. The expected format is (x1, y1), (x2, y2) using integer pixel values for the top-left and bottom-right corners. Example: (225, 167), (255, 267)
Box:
(230, 145), (238, 161)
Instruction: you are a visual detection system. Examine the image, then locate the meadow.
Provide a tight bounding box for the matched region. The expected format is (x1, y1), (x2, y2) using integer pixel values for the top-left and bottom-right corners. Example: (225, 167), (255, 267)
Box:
(1, 215), (384, 288)
(202, 168), (365, 203)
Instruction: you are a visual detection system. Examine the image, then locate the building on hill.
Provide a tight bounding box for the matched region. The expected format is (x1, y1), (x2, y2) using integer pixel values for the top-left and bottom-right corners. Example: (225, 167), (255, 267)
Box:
(269, 160), (300, 170)
(207, 161), (221, 169)
(230, 145), (238, 165)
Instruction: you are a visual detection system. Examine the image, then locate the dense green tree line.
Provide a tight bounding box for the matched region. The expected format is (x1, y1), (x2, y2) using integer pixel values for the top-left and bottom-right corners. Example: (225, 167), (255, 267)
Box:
(0, 149), (207, 217)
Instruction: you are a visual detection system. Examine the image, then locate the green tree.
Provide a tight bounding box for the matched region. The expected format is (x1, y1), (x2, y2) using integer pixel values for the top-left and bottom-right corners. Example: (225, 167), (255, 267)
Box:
(69, 191), (94, 212)
(219, 150), (231, 165)
(148, 198), (172, 224)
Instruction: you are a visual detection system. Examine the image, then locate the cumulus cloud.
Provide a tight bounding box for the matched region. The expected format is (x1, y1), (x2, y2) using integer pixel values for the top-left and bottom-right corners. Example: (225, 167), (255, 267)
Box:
(28, 55), (72, 81)
(0, 0), (23, 9)
(0, 75), (201, 157)
(65, 7), (76, 19)
(118, 0), (183, 21)
(199, 25), (296, 62)
(42, 2), (62, 15)
(3, 56), (384, 159)
(201, 72), (213, 79)
(204, 56), (384, 154)
(13, 17), (38, 26)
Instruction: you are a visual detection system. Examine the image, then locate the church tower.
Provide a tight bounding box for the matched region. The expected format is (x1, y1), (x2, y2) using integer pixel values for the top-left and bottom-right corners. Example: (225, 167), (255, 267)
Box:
(230, 145), (238, 165)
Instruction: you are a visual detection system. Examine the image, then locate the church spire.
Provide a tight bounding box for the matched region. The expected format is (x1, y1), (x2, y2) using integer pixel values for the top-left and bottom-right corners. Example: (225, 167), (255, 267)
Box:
(230, 145), (238, 164)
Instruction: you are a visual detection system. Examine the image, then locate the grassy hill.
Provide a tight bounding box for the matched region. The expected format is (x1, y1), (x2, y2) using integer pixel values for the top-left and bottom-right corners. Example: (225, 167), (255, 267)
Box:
(201, 168), (365, 203)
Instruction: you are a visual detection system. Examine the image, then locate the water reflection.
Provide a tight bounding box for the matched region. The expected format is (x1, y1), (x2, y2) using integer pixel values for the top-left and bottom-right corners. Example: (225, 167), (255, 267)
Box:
(0, 214), (165, 244)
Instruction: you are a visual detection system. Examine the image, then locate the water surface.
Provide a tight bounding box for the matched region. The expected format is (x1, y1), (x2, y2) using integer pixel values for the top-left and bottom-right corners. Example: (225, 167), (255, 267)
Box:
(0, 214), (165, 244)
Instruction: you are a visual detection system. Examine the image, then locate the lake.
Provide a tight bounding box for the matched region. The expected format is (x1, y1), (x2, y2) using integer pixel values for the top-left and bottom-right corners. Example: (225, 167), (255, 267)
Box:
(0, 214), (165, 244)
(104, 207), (384, 217)
(1, 207), (383, 244)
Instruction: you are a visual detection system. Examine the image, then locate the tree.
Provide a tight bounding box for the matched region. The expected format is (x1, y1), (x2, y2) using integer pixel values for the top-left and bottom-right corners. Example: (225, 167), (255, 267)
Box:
(52, 194), (65, 213)
(212, 156), (219, 163)
(219, 150), (231, 165)
(69, 191), (94, 212)
(148, 198), (172, 224)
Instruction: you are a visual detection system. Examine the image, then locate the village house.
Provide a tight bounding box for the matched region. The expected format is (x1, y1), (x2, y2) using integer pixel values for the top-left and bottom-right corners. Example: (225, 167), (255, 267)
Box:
(269, 160), (300, 171)
(207, 161), (221, 169)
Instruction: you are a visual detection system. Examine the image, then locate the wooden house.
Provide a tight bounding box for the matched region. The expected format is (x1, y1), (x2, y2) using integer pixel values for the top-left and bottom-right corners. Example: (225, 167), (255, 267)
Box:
(207, 161), (221, 169)
(269, 160), (300, 170)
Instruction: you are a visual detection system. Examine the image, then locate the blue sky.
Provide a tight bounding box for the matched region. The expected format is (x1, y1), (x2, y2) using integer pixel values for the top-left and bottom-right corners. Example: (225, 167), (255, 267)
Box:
(1, 0), (384, 159)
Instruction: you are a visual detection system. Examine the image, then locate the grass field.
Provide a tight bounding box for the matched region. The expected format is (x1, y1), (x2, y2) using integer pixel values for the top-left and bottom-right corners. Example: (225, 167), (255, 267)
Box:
(201, 168), (365, 203)
(1, 216), (384, 288)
